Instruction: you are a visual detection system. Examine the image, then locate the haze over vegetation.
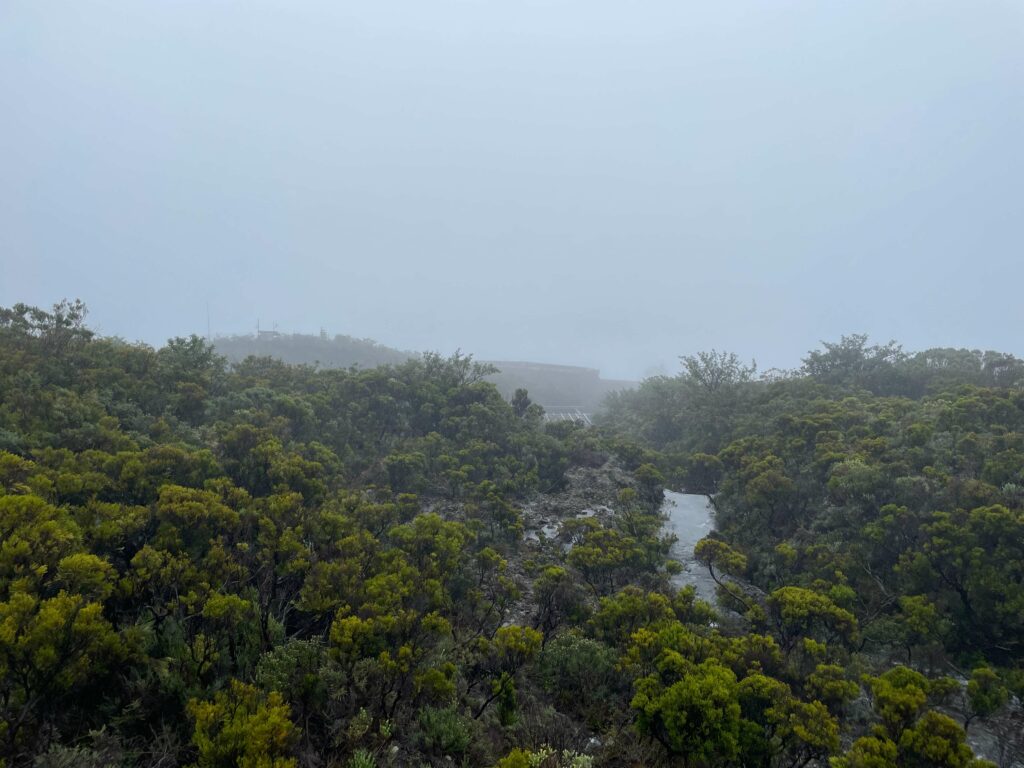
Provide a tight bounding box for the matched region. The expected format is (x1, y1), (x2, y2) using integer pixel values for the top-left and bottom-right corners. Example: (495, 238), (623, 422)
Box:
(3, 1), (1023, 378)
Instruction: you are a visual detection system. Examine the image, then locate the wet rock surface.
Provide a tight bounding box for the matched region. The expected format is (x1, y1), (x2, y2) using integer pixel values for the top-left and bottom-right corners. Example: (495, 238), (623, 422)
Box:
(661, 491), (718, 602)
(521, 461), (634, 543)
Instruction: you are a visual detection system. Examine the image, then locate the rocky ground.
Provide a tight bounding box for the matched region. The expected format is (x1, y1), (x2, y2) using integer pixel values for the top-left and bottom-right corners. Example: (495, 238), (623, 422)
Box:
(521, 460), (637, 540)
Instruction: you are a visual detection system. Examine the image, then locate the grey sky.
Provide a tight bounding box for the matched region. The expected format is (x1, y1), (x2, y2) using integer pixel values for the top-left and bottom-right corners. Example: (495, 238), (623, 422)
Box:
(2, 1), (1022, 379)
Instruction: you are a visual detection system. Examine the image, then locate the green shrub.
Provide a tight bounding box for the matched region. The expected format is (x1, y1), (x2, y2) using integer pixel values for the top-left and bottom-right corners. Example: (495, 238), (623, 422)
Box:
(535, 632), (620, 727)
(417, 705), (472, 757)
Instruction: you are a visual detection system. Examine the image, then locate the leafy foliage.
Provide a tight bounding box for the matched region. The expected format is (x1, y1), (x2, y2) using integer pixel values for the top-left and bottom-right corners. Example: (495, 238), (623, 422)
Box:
(0, 307), (1013, 767)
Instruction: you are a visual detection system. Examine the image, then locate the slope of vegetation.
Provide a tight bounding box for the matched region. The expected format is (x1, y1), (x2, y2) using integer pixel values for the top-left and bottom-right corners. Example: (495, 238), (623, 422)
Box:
(0, 305), (1017, 767)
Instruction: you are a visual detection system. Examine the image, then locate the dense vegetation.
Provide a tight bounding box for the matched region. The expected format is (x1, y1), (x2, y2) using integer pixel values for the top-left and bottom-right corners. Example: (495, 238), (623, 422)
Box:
(0, 305), (1019, 767)
(603, 337), (1024, 766)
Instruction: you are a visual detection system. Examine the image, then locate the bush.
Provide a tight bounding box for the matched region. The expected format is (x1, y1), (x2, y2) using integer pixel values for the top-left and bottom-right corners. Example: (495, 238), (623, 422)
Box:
(535, 632), (621, 727)
(417, 706), (472, 757)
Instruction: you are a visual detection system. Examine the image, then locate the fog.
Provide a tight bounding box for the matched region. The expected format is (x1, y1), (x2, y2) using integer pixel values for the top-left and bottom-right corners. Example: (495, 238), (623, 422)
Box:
(2, 1), (1022, 380)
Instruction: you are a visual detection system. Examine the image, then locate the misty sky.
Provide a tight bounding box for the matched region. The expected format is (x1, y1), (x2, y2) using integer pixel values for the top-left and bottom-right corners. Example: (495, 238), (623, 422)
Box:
(2, 1), (1022, 379)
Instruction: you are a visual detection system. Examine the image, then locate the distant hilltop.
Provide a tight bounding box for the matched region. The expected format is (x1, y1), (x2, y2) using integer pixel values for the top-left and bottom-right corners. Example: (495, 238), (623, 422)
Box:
(211, 332), (635, 412)
(212, 331), (412, 370)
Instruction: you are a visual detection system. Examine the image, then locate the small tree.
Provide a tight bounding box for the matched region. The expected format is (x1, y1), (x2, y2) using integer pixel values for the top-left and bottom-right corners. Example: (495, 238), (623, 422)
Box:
(510, 388), (532, 419)
(963, 667), (1008, 730)
(188, 680), (297, 768)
